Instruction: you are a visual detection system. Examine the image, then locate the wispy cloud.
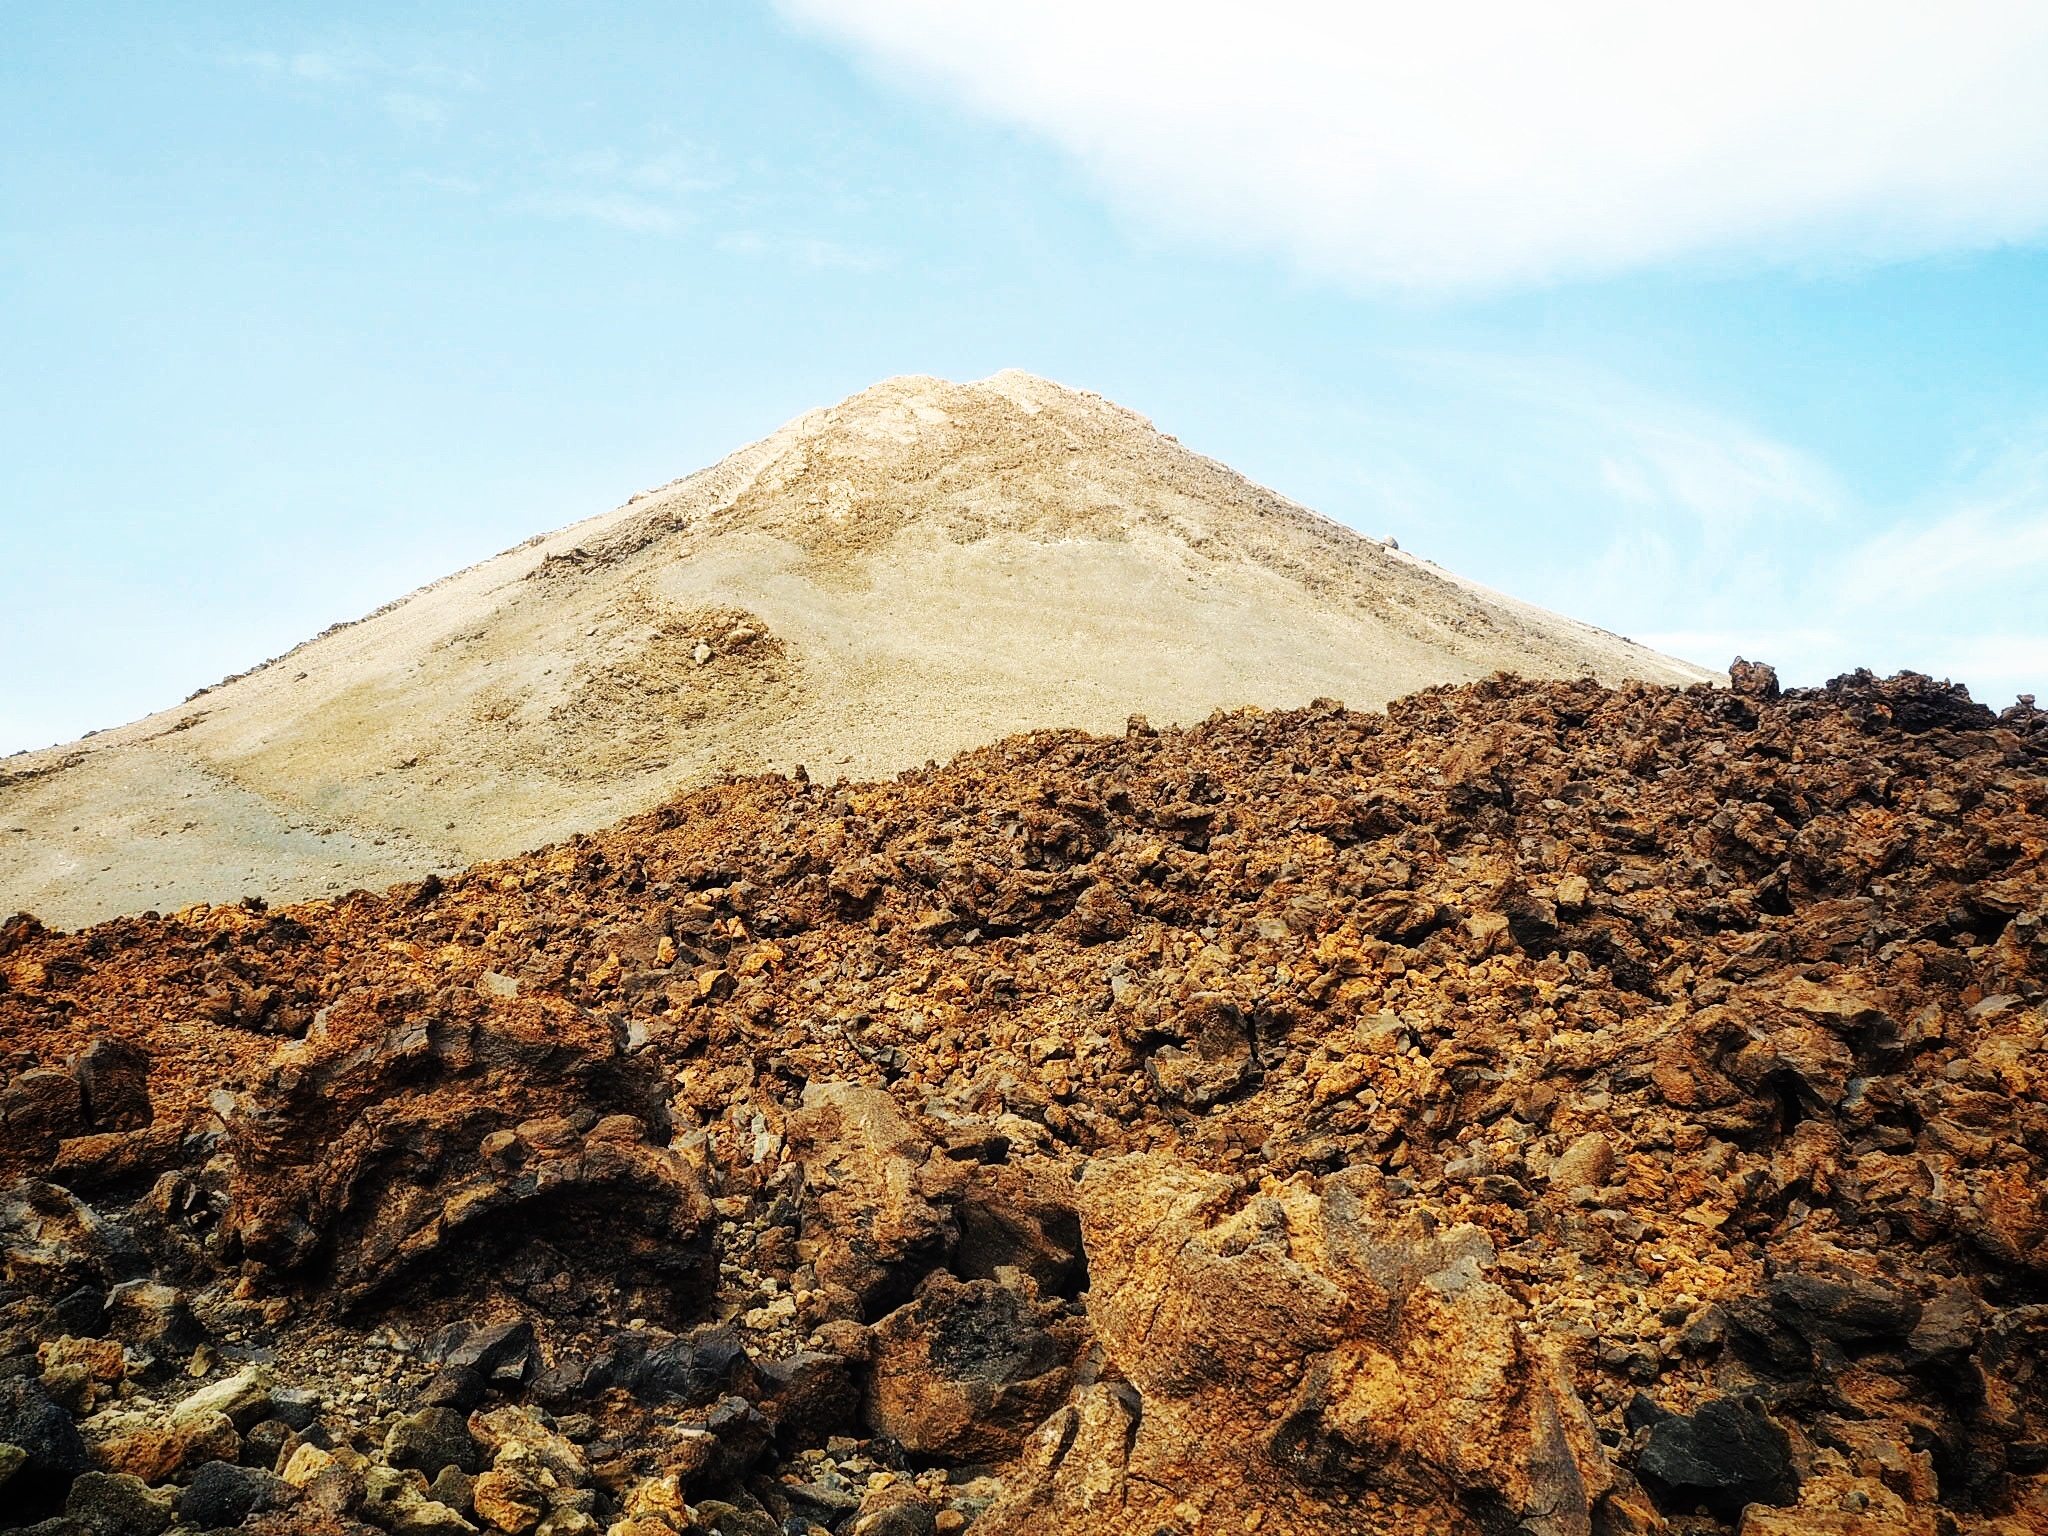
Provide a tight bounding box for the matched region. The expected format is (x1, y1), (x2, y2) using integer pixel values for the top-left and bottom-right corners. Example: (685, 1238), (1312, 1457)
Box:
(221, 41), (477, 131)
(715, 231), (887, 270)
(507, 146), (728, 234)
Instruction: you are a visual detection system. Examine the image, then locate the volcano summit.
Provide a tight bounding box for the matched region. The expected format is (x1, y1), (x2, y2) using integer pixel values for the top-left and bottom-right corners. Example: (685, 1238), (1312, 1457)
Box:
(1, 371), (1710, 928)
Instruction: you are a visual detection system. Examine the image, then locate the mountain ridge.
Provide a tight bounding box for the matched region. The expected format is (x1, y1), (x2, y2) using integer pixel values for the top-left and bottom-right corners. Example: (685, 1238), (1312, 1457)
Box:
(1, 370), (1715, 929)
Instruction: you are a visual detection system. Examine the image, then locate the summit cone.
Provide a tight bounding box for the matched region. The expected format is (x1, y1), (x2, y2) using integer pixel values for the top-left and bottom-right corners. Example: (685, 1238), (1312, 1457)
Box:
(1, 370), (1713, 926)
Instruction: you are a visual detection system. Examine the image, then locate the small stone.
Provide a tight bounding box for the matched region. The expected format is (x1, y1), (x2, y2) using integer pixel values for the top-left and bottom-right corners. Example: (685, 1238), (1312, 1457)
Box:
(171, 1365), (274, 1431)
(269, 1386), (322, 1431)
(1548, 1132), (1615, 1193)
(1554, 874), (1591, 910)
(64, 1472), (173, 1536)
(281, 1442), (338, 1487)
(473, 1466), (548, 1535)
(387, 1406), (485, 1475)
(429, 1464), (478, 1517)
(40, 1364), (93, 1416)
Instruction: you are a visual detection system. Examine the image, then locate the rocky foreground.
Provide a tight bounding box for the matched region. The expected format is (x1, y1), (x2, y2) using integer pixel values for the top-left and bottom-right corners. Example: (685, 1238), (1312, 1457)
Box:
(1, 665), (2045, 1536)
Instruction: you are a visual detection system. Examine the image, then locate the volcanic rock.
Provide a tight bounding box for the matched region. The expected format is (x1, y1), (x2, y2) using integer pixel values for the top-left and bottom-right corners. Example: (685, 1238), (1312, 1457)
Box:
(0, 668), (2043, 1535)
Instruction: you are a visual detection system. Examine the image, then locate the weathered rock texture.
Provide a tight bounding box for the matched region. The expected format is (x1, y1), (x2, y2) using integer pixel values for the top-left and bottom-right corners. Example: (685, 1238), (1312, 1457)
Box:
(1, 666), (2045, 1535)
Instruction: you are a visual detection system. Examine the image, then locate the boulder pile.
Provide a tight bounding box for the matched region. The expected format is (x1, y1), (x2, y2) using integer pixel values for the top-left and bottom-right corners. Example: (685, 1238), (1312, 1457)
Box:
(1, 664), (2045, 1535)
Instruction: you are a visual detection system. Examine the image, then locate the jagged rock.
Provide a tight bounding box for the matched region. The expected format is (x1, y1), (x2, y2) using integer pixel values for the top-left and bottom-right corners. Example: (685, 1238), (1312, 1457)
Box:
(63, 1471), (174, 1536)
(979, 1155), (1612, 1535)
(950, 1157), (1083, 1298)
(1, 1069), (87, 1163)
(171, 1364), (274, 1429)
(848, 1483), (938, 1536)
(221, 1008), (711, 1317)
(1547, 1131), (1615, 1194)
(787, 1083), (956, 1319)
(102, 1280), (201, 1359)
(863, 1272), (1081, 1461)
(1, 1182), (148, 1295)
(427, 1464), (476, 1518)
(444, 1322), (537, 1387)
(41, 1363), (93, 1416)
(176, 1459), (298, 1528)
(39, 1337), (124, 1387)
(1635, 1393), (1798, 1518)
(72, 1040), (152, 1134)
(242, 1416), (292, 1470)
(269, 1387), (322, 1431)
(471, 1467), (547, 1535)
(467, 1407), (586, 1488)
(94, 1407), (240, 1484)
(50, 1286), (107, 1337)
(386, 1408), (484, 1476)
(755, 1351), (858, 1446)
(0, 1375), (91, 1517)
(631, 1327), (757, 1408)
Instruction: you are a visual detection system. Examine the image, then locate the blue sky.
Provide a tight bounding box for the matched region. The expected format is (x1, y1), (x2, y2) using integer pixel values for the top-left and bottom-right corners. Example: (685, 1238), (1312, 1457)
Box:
(5, 1), (2048, 754)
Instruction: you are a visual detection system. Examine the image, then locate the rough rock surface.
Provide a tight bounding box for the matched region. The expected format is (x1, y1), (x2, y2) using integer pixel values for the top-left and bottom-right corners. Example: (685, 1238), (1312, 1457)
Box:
(0, 666), (2045, 1535)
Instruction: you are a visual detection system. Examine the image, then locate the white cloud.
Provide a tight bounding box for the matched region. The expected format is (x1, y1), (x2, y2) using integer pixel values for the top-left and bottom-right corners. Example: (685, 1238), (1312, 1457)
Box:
(780, 0), (2048, 291)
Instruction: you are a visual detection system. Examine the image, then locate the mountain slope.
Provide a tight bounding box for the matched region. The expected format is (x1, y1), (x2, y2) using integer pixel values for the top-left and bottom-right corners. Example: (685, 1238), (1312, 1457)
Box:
(1, 370), (1715, 927)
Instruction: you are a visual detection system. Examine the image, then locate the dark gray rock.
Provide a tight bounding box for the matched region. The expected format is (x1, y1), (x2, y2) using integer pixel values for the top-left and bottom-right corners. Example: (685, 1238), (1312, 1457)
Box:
(240, 1418), (292, 1470)
(442, 1320), (534, 1386)
(418, 1321), (478, 1367)
(756, 1351), (857, 1445)
(427, 1464), (476, 1517)
(413, 1367), (485, 1411)
(0, 1374), (91, 1518)
(1636, 1393), (1798, 1517)
(385, 1406), (483, 1475)
(176, 1459), (298, 1529)
(63, 1472), (172, 1536)
(50, 1287), (107, 1338)
(1767, 1263), (1920, 1344)
(699, 1394), (775, 1482)
(268, 1387), (322, 1431)
(102, 1281), (201, 1359)
(633, 1328), (756, 1406)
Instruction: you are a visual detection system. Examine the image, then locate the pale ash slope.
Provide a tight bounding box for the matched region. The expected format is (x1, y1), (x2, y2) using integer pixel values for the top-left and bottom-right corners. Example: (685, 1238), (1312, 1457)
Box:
(1, 371), (1715, 928)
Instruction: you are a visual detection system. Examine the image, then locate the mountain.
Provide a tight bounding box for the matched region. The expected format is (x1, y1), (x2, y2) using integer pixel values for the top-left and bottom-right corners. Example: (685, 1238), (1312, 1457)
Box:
(0, 370), (1714, 927)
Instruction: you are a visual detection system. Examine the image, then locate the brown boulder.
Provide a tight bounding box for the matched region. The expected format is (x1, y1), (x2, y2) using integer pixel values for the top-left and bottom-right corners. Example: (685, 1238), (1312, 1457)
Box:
(864, 1271), (1083, 1461)
(978, 1154), (1612, 1536)
(787, 1082), (955, 1318)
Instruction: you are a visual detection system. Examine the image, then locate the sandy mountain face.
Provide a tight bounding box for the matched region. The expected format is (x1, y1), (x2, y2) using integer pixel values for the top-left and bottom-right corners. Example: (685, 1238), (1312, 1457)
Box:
(0, 668), (2044, 1536)
(1, 371), (1712, 930)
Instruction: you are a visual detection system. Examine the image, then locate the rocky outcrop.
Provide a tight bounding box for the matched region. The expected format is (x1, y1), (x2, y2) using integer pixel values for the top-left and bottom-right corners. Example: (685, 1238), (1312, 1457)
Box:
(977, 1154), (1613, 1534)
(218, 998), (713, 1318)
(0, 669), (2045, 1534)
